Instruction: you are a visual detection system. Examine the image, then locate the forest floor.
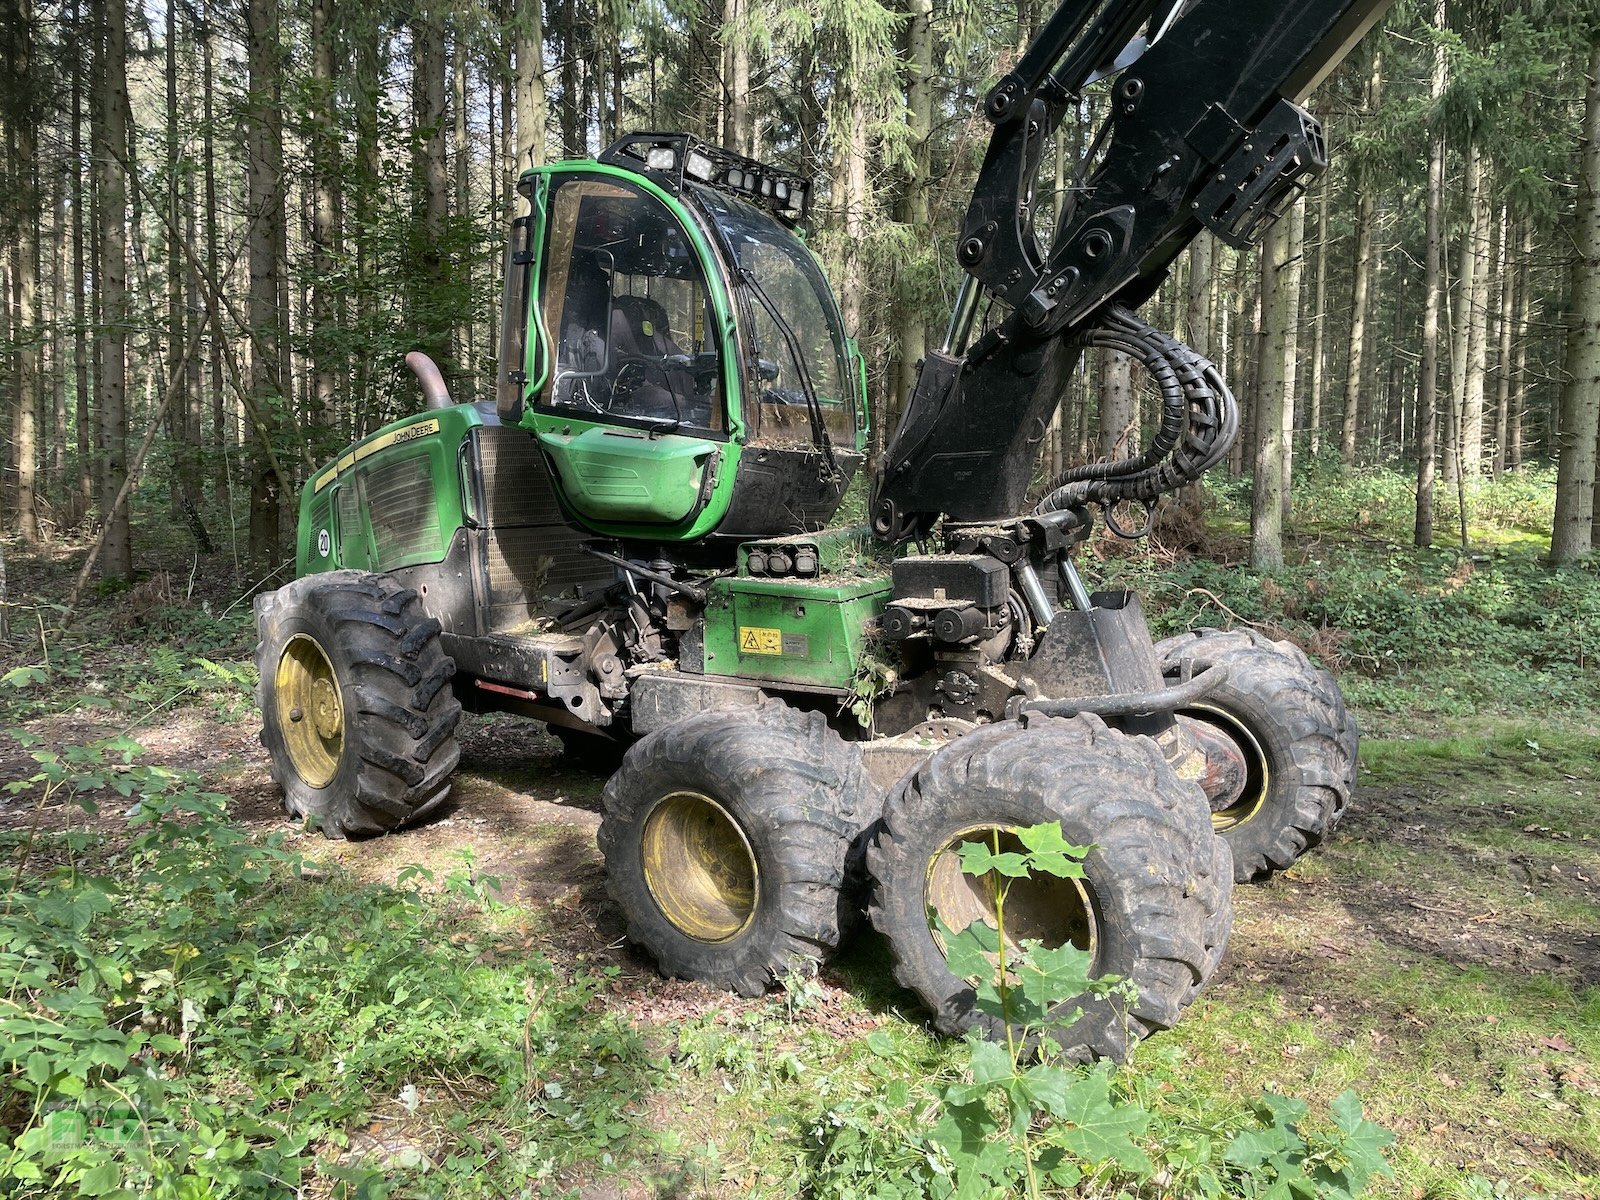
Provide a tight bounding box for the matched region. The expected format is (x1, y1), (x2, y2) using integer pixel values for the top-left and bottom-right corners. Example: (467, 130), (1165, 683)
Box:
(2, 466), (1598, 1198)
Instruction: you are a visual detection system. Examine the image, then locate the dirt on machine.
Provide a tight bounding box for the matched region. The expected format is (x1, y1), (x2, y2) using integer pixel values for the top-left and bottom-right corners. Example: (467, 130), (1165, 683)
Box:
(256, 0), (1386, 1060)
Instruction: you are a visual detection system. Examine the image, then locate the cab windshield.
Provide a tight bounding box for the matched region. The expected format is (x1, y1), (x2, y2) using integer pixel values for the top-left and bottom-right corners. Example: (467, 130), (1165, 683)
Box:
(691, 185), (856, 446)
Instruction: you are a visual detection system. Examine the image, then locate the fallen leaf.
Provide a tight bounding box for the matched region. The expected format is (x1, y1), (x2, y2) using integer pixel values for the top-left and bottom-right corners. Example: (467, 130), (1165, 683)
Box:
(1539, 1035), (1575, 1053)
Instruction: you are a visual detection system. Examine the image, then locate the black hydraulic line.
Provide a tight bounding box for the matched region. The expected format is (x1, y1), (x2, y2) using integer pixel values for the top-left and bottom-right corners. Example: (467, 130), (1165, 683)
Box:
(1034, 306), (1237, 521)
(1015, 663), (1228, 719)
(580, 545), (708, 605)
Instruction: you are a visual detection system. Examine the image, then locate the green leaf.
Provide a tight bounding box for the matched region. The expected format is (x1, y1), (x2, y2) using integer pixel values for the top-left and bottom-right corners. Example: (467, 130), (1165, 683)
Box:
(78, 1162), (123, 1196)
(865, 1029), (898, 1058)
(1055, 1069), (1151, 1171)
(968, 1037), (1013, 1086)
(934, 915), (999, 983)
(928, 1098), (999, 1162)
(956, 842), (1030, 878)
(1018, 1063), (1076, 1116)
(1014, 823), (1091, 878)
(1329, 1089), (1396, 1185)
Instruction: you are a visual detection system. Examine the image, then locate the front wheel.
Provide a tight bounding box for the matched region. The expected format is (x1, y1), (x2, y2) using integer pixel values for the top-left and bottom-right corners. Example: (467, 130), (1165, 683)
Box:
(598, 700), (882, 996)
(256, 571), (461, 838)
(866, 713), (1229, 1062)
(1156, 628), (1358, 882)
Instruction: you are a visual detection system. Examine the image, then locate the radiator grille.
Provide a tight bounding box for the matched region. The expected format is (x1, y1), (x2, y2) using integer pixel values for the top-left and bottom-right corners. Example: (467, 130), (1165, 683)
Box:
(473, 426), (612, 632)
(366, 454), (441, 566)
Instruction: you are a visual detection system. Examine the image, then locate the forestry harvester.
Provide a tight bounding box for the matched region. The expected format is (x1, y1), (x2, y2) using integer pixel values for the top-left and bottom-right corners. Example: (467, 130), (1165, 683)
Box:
(256, 0), (1386, 1058)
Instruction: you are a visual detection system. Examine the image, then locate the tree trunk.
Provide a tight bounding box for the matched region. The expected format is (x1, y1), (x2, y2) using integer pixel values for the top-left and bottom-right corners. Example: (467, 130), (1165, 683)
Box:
(1510, 219), (1531, 469)
(1550, 36), (1600, 564)
(413, 3), (451, 378)
(1415, 45), (1444, 550)
(1279, 197), (1305, 523)
(892, 0), (934, 439)
(722, 0), (751, 155)
(199, 0), (228, 507)
(1492, 205), (1514, 478)
(515, 0), (547, 170)
(5, 0), (42, 542)
(1460, 143), (1490, 478)
(309, 0), (338, 432)
(1252, 216), (1289, 570)
(92, 0), (132, 578)
(245, 0), (287, 571)
(453, 35), (473, 378)
(1309, 172), (1329, 457)
(1098, 351), (1133, 460)
(1340, 49), (1381, 467)
(71, 0), (93, 519)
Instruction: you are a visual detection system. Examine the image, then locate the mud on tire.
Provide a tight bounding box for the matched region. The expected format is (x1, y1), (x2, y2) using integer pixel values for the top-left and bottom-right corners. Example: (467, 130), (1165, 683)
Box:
(1156, 628), (1358, 882)
(256, 570), (462, 838)
(866, 713), (1230, 1062)
(598, 699), (882, 997)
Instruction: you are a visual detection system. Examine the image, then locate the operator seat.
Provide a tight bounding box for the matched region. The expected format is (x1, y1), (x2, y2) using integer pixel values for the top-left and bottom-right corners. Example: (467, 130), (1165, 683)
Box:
(609, 295), (705, 424)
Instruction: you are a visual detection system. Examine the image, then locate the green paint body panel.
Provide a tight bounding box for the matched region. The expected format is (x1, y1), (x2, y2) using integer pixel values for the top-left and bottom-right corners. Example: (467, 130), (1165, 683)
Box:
(532, 419), (722, 527)
(702, 572), (891, 689)
(295, 405), (482, 577)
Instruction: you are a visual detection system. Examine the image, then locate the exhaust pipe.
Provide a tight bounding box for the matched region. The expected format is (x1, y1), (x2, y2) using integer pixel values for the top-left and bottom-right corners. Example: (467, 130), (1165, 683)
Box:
(405, 352), (453, 410)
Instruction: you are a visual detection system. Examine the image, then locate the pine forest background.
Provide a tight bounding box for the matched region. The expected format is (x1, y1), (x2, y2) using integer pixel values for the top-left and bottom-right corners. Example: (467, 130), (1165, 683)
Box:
(2, 0), (1600, 590)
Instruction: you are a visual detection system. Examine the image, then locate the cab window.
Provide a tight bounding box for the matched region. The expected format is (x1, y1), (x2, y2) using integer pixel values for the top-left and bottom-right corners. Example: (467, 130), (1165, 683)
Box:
(538, 177), (724, 432)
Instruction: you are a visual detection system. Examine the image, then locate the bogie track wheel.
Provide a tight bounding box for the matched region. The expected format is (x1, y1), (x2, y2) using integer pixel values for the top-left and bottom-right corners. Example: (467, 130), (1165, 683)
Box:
(256, 571), (462, 838)
(598, 700), (882, 996)
(867, 713), (1230, 1062)
(1156, 628), (1357, 882)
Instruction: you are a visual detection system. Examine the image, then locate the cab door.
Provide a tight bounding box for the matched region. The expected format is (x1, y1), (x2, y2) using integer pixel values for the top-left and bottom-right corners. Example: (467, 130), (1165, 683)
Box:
(525, 173), (731, 530)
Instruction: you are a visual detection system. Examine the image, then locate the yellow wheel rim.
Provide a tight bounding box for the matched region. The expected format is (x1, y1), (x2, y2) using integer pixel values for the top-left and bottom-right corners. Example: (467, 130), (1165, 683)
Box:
(1184, 704), (1270, 832)
(641, 792), (758, 943)
(925, 825), (1098, 975)
(276, 634), (345, 789)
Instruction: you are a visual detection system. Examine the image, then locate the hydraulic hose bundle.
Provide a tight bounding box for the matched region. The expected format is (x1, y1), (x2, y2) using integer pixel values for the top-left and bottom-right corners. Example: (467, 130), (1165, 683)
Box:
(1034, 305), (1238, 525)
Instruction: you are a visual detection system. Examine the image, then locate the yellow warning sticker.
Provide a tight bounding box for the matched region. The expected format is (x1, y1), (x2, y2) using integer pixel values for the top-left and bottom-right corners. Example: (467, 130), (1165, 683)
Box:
(738, 626), (783, 656)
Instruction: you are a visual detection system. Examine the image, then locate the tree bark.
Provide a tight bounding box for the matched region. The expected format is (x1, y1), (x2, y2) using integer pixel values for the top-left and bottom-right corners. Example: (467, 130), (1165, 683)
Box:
(722, 0), (752, 155)
(1252, 216), (1289, 570)
(1492, 204), (1514, 478)
(1550, 36), (1600, 564)
(1510, 219), (1531, 469)
(70, 0), (92, 518)
(5, 0), (42, 542)
(1309, 172), (1329, 457)
(1340, 49), (1381, 468)
(245, 0), (287, 570)
(309, 0), (338, 433)
(412, 3), (451, 378)
(1098, 351), (1133, 460)
(515, 0), (547, 171)
(1414, 17), (1445, 548)
(92, 0), (132, 578)
(453, 35), (473, 377)
(892, 0), (933, 437)
(1279, 197), (1305, 523)
(1460, 142), (1490, 478)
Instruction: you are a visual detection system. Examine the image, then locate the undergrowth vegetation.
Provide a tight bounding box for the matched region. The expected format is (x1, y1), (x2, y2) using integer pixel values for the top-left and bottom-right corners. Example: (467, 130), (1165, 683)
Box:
(1102, 465), (1600, 722)
(2, 464), (1596, 1197)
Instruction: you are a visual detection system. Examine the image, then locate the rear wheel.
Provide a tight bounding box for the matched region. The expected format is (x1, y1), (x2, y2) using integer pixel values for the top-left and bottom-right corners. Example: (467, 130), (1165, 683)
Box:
(598, 700), (882, 996)
(1156, 628), (1357, 881)
(257, 571), (461, 838)
(866, 714), (1228, 1062)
